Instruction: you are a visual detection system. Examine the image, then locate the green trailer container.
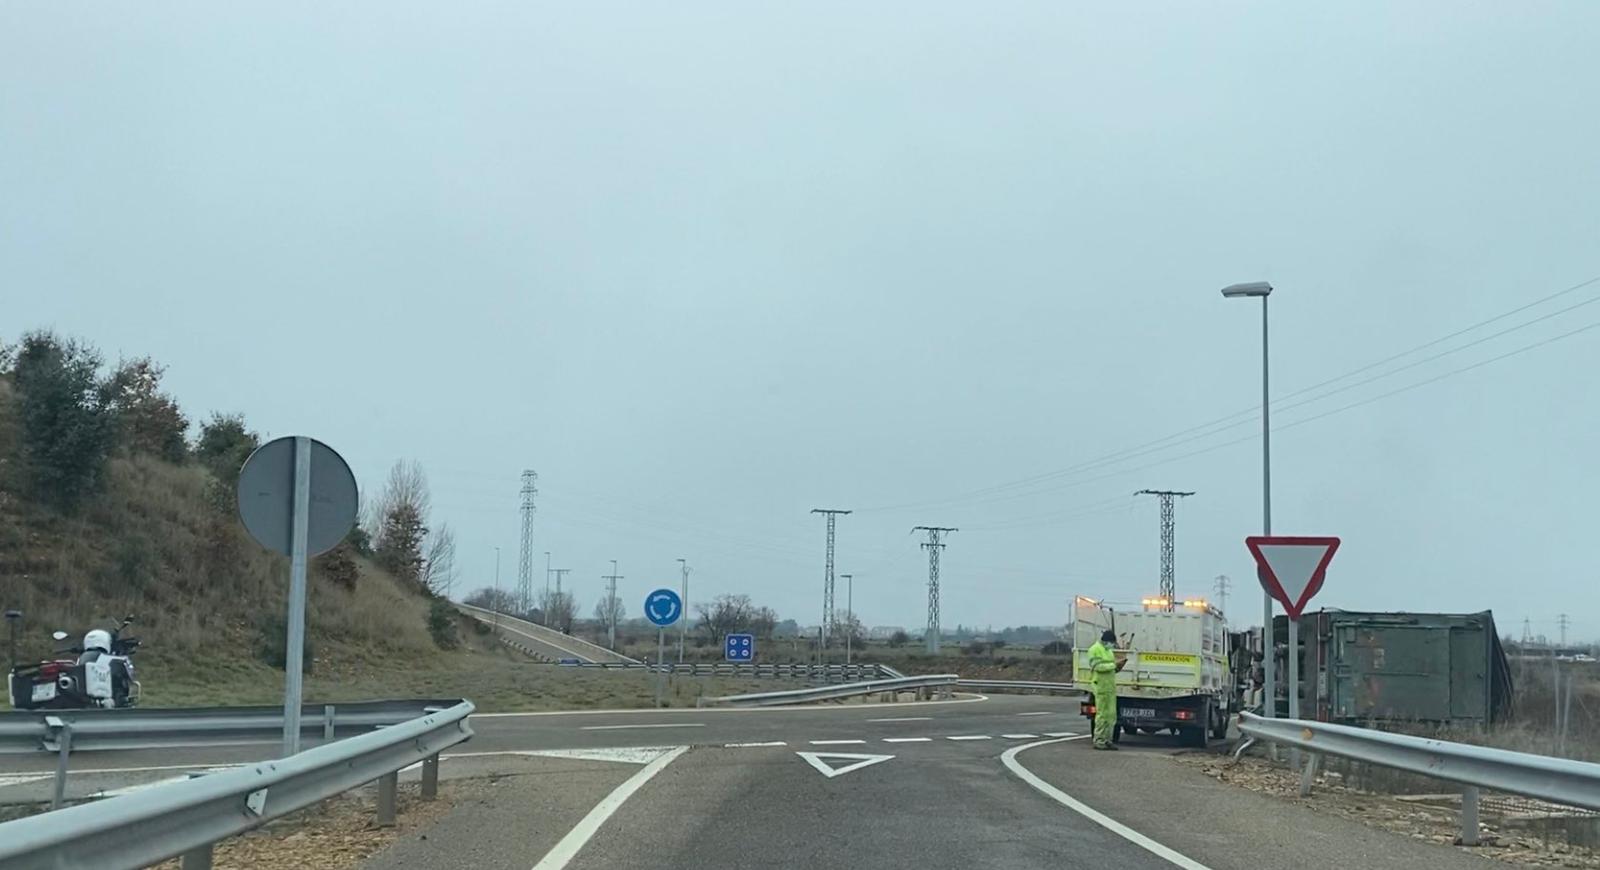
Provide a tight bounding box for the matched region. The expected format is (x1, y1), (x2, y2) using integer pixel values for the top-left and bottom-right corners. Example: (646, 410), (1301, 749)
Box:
(1281, 610), (1513, 727)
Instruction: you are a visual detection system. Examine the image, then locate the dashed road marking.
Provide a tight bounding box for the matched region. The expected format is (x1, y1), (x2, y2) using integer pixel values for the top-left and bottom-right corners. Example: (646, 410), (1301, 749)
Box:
(947, 735), (992, 741)
(867, 716), (932, 723)
(1016, 712), (1054, 717)
(883, 737), (932, 743)
(809, 739), (867, 745)
(1043, 731), (1078, 738)
(1002, 734), (1041, 740)
(724, 741), (787, 748)
(580, 723), (705, 731)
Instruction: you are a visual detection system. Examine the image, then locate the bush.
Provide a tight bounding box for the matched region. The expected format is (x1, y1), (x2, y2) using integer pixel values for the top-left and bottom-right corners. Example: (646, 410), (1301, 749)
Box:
(13, 332), (119, 508)
(103, 358), (188, 463)
(963, 641), (991, 656)
(427, 599), (460, 650)
(194, 413), (258, 486)
(1041, 640), (1072, 656)
(316, 543), (360, 591)
(255, 613), (316, 674)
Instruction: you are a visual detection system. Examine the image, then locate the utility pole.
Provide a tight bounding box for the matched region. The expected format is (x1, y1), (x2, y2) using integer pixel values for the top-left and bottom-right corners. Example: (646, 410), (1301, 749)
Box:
(518, 471), (538, 613)
(841, 574), (854, 665)
(602, 560), (623, 651)
(1559, 613), (1570, 648)
(1136, 490), (1194, 610)
(677, 558), (690, 663)
(550, 568), (571, 631)
(1213, 574), (1231, 620)
(493, 547), (502, 632)
(811, 509), (851, 648)
(914, 527), (957, 654)
(1520, 616), (1532, 683)
(543, 551), (552, 622)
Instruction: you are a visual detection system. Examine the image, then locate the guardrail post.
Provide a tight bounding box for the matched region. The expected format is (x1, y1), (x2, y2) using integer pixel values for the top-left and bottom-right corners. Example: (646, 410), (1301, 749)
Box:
(1458, 786), (1481, 846)
(1298, 752), (1319, 796)
(324, 705), (336, 743)
(421, 753), (440, 800)
(377, 771), (398, 827)
(50, 720), (71, 810)
(180, 844), (214, 870)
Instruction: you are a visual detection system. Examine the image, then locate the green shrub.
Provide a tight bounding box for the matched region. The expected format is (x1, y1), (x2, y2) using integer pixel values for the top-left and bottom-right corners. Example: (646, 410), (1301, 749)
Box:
(255, 612), (315, 674)
(428, 599), (460, 650)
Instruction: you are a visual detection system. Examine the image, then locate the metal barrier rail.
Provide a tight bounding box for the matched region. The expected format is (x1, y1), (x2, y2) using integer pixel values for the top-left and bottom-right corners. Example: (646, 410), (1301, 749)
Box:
(1238, 712), (1600, 845)
(955, 679), (1081, 695)
(700, 674), (959, 707)
(0, 699), (456, 754)
(0, 700), (475, 870)
(554, 661), (890, 678)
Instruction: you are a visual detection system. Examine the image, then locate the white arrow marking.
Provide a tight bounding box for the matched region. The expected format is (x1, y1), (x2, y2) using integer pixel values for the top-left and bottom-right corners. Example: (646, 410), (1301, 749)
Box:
(796, 751), (895, 779)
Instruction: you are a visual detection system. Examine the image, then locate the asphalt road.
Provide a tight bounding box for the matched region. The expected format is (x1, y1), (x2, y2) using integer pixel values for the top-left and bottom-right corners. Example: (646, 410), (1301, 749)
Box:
(2, 694), (1510, 869)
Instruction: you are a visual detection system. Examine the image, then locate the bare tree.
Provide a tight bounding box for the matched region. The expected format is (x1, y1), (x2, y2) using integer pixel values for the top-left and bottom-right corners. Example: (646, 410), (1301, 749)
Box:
(831, 609), (865, 648)
(422, 523), (456, 597)
(464, 586), (517, 613)
(750, 606), (778, 640)
(540, 589), (579, 634)
(695, 594), (756, 645)
(594, 596), (626, 633)
(365, 460), (430, 541)
(371, 460), (432, 588)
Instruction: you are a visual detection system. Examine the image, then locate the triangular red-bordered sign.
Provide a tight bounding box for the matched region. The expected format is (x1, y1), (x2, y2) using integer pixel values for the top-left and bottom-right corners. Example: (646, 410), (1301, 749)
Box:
(1245, 536), (1340, 620)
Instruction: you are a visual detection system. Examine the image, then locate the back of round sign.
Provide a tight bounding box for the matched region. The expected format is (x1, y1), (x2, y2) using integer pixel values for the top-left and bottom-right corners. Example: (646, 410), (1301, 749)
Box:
(237, 436), (359, 557)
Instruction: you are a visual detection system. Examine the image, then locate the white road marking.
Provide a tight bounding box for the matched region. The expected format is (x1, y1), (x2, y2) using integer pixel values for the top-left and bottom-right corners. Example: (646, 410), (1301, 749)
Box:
(882, 737), (932, 743)
(1002, 737), (1214, 870)
(471, 693), (989, 718)
(724, 741), (787, 748)
(809, 739), (866, 745)
(0, 774), (52, 789)
(947, 735), (992, 741)
(796, 751), (895, 779)
(530, 746), (689, 870)
(525, 747), (679, 765)
(1002, 734), (1041, 740)
(1043, 731), (1078, 738)
(579, 723), (705, 731)
(1016, 712), (1054, 717)
(867, 716), (932, 723)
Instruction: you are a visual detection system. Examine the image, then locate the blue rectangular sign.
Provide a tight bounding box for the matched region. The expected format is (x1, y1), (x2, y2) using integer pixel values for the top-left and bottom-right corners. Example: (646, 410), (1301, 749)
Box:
(724, 633), (755, 662)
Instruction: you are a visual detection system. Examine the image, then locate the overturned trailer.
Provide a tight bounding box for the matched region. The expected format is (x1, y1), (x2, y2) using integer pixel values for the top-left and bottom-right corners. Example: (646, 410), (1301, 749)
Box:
(1272, 609), (1513, 728)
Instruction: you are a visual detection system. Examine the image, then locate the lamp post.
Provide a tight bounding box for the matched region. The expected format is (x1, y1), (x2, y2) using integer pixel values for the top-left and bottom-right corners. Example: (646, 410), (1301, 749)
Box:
(1221, 280), (1275, 719)
(676, 559), (690, 663)
(841, 574), (854, 665)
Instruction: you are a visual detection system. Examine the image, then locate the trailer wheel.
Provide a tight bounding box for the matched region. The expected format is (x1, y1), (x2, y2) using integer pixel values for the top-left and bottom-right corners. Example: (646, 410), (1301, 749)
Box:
(1209, 704), (1230, 741)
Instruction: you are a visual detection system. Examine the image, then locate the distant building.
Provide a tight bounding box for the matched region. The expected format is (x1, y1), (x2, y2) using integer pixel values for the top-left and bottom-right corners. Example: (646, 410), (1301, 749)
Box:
(868, 626), (907, 640)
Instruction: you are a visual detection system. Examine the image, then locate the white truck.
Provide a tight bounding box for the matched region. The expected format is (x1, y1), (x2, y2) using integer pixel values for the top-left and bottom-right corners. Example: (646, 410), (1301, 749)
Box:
(1071, 596), (1235, 746)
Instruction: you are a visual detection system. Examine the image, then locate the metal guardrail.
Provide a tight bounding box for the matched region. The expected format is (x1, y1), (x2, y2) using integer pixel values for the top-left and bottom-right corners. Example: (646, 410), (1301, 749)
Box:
(0, 700), (474, 870)
(955, 679), (1081, 695)
(700, 674), (959, 707)
(1238, 712), (1600, 845)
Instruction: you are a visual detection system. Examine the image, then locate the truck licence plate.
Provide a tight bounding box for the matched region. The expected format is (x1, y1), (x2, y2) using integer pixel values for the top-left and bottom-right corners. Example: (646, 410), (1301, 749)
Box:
(1125, 707), (1156, 718)
(31, 682), (57, 703)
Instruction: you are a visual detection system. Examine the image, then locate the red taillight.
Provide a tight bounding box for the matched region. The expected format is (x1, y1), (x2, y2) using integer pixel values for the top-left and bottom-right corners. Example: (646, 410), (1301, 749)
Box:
(1084, 705), (1097, 715)
(1175, 710), (1194, 721)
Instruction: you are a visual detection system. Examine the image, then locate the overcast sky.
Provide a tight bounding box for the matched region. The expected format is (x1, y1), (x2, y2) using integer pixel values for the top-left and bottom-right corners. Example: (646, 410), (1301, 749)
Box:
(5, 3), (1597, 641)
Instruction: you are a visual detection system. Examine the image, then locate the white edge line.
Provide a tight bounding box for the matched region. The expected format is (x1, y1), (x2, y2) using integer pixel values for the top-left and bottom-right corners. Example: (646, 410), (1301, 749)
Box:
(882, 737), (932, 743)
(472, 693), (989, 718)
(530, 745), (689, 870)
(867, 716), (932, 722)
(1001, 737), (1214, 870)
(1016, 712), (1054, 717)
(809, 739), (866, 745)
(724, 741), (787, 748)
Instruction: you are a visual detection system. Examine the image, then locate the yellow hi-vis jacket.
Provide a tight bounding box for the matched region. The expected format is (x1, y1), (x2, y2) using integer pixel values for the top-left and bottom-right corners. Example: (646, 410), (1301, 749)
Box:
(1087, 640), (1118, 693)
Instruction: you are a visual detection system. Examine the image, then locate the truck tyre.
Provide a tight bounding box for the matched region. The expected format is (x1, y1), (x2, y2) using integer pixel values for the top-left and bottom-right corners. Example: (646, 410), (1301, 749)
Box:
(1210, 705), (1230, 741)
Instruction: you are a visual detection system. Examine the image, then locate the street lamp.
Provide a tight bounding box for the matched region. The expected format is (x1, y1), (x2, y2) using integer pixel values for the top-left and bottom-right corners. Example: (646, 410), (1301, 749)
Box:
(493, 547), (502, 633)
(1221, 280), (1274, 719)
(841, 574), (854, 666)
(676, 558), (690, 664)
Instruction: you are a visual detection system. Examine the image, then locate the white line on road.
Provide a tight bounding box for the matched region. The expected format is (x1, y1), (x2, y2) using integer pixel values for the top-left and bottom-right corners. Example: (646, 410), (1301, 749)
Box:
(809, 739), (866, 745)
(1002, 737), (1213, 870)
(724, 741), (788, 748)
(530, 746), (689, 870)
(1002, 734), (1041, 739)
(579, 723), (705, 731)
(471, 693), (988, 718)
(1016, 712), (1054, 717)
(867, 716), (932, 723)
(1042, 732), (1078, 738)
(882, 737), (932, 743)
(946, 735), (992, 741)
(0, 774), (53, 789)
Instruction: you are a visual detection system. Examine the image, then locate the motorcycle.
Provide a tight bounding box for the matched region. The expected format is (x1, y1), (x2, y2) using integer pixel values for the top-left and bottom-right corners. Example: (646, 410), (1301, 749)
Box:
(7, 615), (142, 710)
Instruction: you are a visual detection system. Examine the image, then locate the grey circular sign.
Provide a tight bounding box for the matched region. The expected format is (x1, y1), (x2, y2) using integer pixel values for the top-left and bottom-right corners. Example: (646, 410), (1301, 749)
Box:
(237, 436), (359, 557)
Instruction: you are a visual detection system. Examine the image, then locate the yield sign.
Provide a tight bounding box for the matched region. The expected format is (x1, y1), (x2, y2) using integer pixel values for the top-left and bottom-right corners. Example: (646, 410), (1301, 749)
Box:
(796, 752), (894, 779)
(1245, 536), (1340, 620)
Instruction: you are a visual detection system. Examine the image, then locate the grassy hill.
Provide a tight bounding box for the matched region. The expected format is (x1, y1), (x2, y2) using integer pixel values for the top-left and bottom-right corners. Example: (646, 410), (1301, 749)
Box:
(0, 343), (759, 711)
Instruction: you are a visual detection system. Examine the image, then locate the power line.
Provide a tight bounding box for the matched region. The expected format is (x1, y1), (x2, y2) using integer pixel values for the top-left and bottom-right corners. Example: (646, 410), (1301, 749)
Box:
(856, 273), (1600, 514)
(518, 470), (537, 613)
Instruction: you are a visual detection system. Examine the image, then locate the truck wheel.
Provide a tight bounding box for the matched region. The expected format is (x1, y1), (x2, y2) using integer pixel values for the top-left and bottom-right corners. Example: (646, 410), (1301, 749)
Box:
(1210, 706), (1230, 741)
(1180, 725), (1207, 748)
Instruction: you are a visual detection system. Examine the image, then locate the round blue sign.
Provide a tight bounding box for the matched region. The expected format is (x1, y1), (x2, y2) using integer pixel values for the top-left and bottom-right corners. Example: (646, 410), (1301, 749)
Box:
(644, 588), (683, 627)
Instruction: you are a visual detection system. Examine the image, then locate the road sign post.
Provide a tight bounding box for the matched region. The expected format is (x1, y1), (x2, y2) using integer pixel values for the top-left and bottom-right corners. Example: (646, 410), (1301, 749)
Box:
(644, 589), (683, 707)
(1245, 536), (1341, 727)
(238, 436), (358, 757)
